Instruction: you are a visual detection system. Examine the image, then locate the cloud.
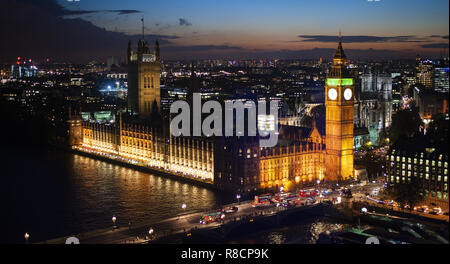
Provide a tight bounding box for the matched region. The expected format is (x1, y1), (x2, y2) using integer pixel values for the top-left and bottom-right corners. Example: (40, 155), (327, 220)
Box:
(419, 43), (449, 49)
(0, 0), (445, 62)
(62, 9), (142, 16)
(9, 0), (142, 17)
(179, 18), (192, 26)
(106, 10), (142, 15)
(297, 35), (428, 43)
(0, 0), (174, 62)
(429, 35), (449, 39)
(164, 45), (244, 52)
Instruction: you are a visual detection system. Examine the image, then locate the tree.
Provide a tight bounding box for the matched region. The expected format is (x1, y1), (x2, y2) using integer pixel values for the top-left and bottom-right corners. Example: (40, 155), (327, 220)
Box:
(427, 113), (449, 147)
(388, 178), (423, 210)
(356, 150), (383, 180)
(389, 108), (423, 144)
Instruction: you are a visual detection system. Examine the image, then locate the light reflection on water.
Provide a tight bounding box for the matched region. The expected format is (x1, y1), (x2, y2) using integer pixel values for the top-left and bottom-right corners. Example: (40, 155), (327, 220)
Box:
(234, 217), (354, 244)
(68, 154), (227, 231)
(1, 147), (232, 243)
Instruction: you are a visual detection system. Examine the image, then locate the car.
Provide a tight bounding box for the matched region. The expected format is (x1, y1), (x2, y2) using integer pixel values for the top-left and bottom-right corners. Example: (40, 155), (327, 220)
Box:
(224, 206), (238, 213)
(378, 200), (384, 204)
(443, 212), (449, 216)
(429, 211), (438, 215)
(416, 207), (425, 212)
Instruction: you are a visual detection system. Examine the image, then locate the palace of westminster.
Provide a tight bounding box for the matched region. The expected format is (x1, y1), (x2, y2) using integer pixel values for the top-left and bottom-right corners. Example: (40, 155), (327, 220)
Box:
(68, 35), (356, 193)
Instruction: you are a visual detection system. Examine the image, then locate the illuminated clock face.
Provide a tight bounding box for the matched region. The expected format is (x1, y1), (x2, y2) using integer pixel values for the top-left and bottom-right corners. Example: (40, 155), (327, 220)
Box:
(328, 88), (338, 100)
(344, 88), (353, 100)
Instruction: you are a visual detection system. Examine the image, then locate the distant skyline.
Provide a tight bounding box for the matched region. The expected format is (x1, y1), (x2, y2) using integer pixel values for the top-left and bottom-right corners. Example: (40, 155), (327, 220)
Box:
(0, 0), (448, 62)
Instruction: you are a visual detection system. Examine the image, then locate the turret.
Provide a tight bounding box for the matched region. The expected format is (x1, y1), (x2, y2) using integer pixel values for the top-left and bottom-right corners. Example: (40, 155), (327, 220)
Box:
(155, 40), (160, 61)
(127, 40), (131, 64)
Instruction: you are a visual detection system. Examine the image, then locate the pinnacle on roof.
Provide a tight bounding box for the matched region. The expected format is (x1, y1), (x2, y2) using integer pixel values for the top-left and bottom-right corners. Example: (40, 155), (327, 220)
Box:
(333, 31), (346, 60)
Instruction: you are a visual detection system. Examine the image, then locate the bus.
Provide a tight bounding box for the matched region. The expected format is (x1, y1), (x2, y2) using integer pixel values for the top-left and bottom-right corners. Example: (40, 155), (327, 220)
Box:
(272, 192), (292, 203)
(281, 195), (301, 207)
(200, 210), (224, 224)
(254, 193), (272, 207)
(299, 189), (317, 198)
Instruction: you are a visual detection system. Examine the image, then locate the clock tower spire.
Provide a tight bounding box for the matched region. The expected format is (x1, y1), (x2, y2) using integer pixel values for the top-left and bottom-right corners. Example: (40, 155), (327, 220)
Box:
(325, 33), (354, 182)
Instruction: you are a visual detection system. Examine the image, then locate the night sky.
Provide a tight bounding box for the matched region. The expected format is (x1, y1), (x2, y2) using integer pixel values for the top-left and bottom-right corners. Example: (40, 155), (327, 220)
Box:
(1, 0), (448, 62)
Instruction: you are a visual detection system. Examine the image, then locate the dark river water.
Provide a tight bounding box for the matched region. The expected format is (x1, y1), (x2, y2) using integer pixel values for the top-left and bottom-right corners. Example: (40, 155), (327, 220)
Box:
(0, 146), (233, 244)
(0, 145), (365, 245)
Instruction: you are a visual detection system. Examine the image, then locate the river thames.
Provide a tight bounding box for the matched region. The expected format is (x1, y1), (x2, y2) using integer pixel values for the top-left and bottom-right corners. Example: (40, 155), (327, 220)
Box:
(0, 145), (372, 244)
(0, 145), (234, 243)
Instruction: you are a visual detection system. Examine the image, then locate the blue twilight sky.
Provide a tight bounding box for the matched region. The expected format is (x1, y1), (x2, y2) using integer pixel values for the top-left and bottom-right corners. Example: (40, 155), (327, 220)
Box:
(1, 0), (448, 62)
(59, 0), (449, 52)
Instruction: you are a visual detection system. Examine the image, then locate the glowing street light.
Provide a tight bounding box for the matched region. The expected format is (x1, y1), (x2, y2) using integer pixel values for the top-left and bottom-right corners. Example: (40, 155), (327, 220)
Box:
(280, 186), (284, 193)
(148, 228), (154, 235)
(236, 194), (241, 204)
(24, 233), (30, 244)
(112, 215), (117, 228)
(179, 204), (187, 220)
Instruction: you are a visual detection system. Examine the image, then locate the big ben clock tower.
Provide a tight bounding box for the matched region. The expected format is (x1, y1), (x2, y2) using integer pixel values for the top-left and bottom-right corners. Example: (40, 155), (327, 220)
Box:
(325, 33), (354, 182)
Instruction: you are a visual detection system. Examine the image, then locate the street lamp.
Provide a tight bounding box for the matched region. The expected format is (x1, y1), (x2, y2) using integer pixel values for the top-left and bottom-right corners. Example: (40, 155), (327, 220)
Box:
(182, 203), (187, 215)
(24, 233), (30, 244)
(280, 186), (284, 193)
(112, 215), (117, 229)
(149, 228), (154, 235)
(236, 194), (241, 205)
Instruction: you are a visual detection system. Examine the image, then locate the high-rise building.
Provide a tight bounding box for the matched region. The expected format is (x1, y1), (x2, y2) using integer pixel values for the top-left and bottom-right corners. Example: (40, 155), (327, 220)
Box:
(324, 33), (354, 181)
(127, 36), (161, 117)
(433, 58), (449, 93)
(416, 59), (434, 89)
